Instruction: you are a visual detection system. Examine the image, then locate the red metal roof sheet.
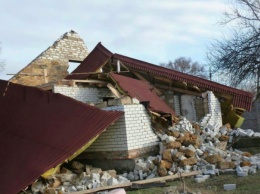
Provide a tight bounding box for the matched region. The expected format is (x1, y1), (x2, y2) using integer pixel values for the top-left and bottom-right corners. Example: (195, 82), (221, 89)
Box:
(64, 42), (253, 111)
(65, 42), (113, 80)
(113, 53), (253, 111)
(0, 80), (123, 194)
(110, 73), (175, 116)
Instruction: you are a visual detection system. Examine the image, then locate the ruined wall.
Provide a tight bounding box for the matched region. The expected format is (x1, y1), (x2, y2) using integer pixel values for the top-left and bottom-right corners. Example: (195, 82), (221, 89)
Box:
(201, 91), (223, 130)
(180, 95), (197, 122)
(85, 104), (160, 159)
(10, 30), (88, 86)
(53, 85), (114, 104)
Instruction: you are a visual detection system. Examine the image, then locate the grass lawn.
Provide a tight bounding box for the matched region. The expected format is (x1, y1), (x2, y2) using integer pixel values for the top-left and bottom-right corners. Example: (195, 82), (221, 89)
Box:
(126, 170), (260, 194)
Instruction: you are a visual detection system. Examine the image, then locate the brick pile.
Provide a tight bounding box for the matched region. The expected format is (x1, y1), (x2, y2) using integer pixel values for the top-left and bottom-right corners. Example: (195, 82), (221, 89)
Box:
(24, 116), (260, 193)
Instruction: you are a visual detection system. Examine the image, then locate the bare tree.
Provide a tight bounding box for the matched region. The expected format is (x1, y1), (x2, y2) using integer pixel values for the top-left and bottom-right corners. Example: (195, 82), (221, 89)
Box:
(160, 57), (208, 79)
(207, 0), (260, 91)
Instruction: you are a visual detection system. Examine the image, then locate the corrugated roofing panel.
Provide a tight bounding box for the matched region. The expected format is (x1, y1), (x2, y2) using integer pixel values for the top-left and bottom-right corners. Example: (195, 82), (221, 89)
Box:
(113, 53), (253, 111)
(110, 73), (175, 116)
(0, 80), (123, 194)
(66, 42), (113, 80)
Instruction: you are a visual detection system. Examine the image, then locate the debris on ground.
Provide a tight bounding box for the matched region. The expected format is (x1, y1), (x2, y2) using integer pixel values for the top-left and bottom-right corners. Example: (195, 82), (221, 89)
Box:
(22, 116), (260, 193)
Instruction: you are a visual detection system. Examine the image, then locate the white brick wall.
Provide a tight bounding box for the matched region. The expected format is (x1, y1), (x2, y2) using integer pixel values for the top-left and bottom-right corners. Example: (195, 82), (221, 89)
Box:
(201, 91), (223, 129)
(53, 85), (114, 104)
(86, 104), (160, 152)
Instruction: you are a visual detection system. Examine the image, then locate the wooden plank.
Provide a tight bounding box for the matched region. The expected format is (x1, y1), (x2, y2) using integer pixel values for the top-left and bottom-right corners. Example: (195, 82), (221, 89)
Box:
(107, 83), (122, 98)
(67, 171), (199, 194)
(132, 171), (199, 184)
(154, 83), (202, 96)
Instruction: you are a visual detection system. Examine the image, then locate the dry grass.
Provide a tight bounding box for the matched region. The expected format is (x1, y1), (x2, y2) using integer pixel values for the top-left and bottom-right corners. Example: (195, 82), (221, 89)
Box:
(127, 170), (260, 194)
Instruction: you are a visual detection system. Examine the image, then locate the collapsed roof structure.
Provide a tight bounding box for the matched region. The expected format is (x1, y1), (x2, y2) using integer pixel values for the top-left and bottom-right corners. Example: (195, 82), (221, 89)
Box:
(5, 31), (255, 193)
(64, 42), (253, 116)
(0, 80), (123, 194)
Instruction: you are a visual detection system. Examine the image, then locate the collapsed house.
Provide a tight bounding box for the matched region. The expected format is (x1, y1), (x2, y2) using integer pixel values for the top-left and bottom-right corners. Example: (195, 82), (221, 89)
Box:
(36, 41), (252, 161)
(0, 80), (123, 194)
(5, 31), (256, 193)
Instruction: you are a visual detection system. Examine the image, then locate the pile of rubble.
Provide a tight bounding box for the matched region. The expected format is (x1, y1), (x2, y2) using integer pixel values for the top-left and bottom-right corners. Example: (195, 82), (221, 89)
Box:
(26, 116), (260, 193)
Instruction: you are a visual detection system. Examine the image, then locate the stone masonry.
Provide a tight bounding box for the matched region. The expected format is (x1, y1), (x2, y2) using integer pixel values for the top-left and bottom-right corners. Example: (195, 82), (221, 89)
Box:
(84, 104), (160, 159)
(10, 30), (88, 86)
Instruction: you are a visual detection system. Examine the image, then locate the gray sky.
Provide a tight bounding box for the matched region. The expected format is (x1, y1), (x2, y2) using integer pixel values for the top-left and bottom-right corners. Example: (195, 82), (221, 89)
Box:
(0, 0), (228, 80)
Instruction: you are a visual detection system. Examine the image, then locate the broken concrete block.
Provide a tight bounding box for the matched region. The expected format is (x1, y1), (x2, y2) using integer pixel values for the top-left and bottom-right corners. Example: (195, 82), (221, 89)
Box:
(90, 168), (102, 174)
(159, 142), (166, 155)
(107, 177), (119, 186)
(127, 172), (135, 181)
(240, 161), (251, 167)
(223, 184), (236, 191)
(172, 152), (185, 161)
(194, 175), (210, 183)
(162, 149), (173, 162)
(86, 165), (92, 175)
(160, 160), (172, 169)
(172, 131), (180, 138)
(216, 141), (227, 150)
(135, 159), (148, 171)
(166, 141), (181, 149)
(242, 152), (252, 157)
(68, 186), (77, 192)
(71, 161), (85, 170)
(219, 135), (229, 141)
(205, 154), (222, 164)
(91, 173), (101, 182)
(217, 161), (235, 170)
(219, 126), (227, 135)
(158, 164), (168, 176)
(246, 129), (254, 137)
(31, 181), (45, 193)
(180, 157), (197, 167)
(138, 170), (144, 180)
(166, 136), (176, 143)
(203, 165), (216, 175)
(237, 171), (248, 177)
(183, 149), (195, 158)
(249, 167), (257, 174)
(60, 173), (77, 182)
(101, 172), (111, 182)
(106, 170), (117, 178)
(146, 173), (156, 179)
(118, 175), (130, 184)
(196, 148), (203, 156)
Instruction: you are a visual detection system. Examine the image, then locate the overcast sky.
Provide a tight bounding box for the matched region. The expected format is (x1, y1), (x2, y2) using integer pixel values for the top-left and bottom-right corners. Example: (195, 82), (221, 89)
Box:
(0, 0), (229, 80)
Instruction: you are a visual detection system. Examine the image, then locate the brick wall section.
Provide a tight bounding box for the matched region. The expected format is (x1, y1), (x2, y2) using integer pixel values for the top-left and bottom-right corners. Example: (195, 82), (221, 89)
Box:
(85, 104), (160, 158)
(53, 85), (114, 104)
(201, 91), (223, 129)
(10, 30), (88, 86)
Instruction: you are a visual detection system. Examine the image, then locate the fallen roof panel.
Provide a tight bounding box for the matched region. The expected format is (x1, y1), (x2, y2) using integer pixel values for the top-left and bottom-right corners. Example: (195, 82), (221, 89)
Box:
(64, 42), (253, 111)
(113, 53), (253, 111)
(0, 80), (123, 194)
(110, 73), (175, 116)
(66, 42), (113, 80)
